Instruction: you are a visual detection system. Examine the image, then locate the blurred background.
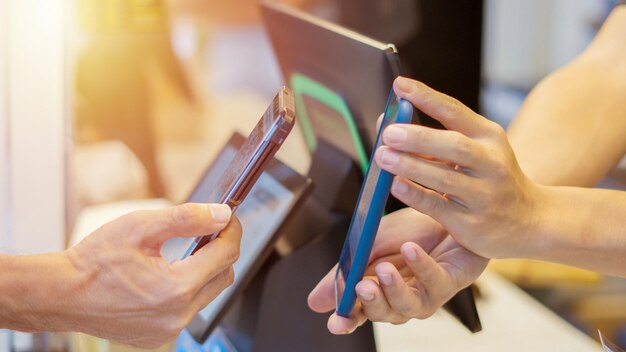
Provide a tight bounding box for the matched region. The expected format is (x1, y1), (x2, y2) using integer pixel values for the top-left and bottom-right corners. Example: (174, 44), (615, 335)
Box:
(1, 0), (625, 350)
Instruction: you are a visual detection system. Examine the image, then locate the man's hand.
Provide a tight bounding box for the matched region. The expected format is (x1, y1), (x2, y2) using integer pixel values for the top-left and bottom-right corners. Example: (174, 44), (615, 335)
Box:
(59, 203), (240, 348)
(308, 208), (487, 334)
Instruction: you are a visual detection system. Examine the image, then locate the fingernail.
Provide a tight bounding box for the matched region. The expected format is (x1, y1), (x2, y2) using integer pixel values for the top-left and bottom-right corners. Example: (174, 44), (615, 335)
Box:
(338, 328), (353, 335)
(396, 77), (416, 94)
(211, 204), (232, 224)
(330, 316), (355, 335)
(378, 273), (393, 286)
(381, 149), (399, 166)
(403, 246), (419, 262)
(384, 125), (407, 144)
(392, 179), (409, 195)
(358, 291), (375, 302)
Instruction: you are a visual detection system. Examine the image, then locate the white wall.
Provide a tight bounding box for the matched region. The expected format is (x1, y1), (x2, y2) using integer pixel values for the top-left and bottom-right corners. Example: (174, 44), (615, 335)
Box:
(4, 0), (66, 255)
(481, 0), (609, 127)
(0, 0), (10, 254)
(0, 4), (14, 350)
(0, 1), (65, 349)
(483, 0), (606, 90)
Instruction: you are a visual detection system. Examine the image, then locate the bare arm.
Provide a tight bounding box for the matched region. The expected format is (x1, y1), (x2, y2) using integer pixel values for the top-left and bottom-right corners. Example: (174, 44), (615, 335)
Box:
(508, 5), (626, 186)
(0, 253), (80, 332)
(0, 203), (241, 348)
(530, 185), (626, 277)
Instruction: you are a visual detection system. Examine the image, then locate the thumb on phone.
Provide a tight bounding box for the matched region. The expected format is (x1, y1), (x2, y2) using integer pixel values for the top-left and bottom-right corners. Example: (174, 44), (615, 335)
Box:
(124, 203), (232, 249)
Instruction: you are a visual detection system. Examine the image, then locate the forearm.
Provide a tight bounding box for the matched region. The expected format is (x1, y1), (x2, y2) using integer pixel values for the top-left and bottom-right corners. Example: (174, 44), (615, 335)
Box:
(508, 61), (626, 186)
(527, 185), (626, 277)
(508, 6), (626, 186)
(0, 252), (84, 332)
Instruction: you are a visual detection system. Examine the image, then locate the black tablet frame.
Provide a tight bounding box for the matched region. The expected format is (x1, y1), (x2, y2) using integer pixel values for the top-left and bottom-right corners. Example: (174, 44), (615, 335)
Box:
(185, 133), (313, 343)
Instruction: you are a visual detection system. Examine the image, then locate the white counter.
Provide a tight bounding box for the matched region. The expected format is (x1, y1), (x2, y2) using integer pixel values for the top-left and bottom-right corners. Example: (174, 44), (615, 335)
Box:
(374, 270), (600, 352)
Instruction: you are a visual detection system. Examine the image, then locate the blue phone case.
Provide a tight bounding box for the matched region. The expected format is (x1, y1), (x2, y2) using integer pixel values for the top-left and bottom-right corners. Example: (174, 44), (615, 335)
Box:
(335, 95), (413, 317)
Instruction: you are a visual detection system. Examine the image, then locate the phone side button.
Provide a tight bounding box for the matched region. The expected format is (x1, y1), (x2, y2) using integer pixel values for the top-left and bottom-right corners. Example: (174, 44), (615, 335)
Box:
(228, 199), (242, 208)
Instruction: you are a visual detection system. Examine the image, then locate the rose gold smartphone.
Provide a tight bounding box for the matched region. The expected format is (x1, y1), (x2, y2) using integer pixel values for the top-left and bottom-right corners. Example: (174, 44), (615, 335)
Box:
(162, 87), (296, 260)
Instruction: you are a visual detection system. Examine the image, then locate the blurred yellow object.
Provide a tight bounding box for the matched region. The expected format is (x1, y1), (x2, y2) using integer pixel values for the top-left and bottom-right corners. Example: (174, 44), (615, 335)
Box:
(489, 259), (602, 287)
(70, 333), (174, 352)
(109, 340), (174, 352)
(72, 0), (195, 198)
(70, 333), (109, 352)
(78, 0), (167, 33)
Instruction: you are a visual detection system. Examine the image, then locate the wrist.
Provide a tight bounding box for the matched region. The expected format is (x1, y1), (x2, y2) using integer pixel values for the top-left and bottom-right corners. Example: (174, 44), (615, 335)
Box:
(43, 249), (94, 333)
(519, 185), (626, 276)
(0, 251), (86, 332)
(518, 184), (573, 262)
(508, 182), (554, 260)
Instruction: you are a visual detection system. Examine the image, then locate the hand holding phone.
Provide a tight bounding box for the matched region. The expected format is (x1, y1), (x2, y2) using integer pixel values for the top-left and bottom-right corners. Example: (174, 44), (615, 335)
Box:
(162, 87), (296, 261)
(334, 90), (413, 317)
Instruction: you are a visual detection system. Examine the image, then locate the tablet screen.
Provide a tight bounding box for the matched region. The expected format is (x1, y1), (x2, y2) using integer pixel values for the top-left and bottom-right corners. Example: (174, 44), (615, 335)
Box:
(196, 155), (294, 324)
(175, 133), (311, 342)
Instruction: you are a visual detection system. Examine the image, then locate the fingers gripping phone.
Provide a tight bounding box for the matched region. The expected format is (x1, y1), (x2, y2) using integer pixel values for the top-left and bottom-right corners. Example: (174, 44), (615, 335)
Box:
(335, 91), (413, 317)
(162, 87), (296, 261)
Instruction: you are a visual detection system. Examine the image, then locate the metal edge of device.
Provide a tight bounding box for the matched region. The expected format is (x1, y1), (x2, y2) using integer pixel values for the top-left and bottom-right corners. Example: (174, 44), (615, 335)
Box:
(275, 86), (296, 144)
(261, 1), (395, 52)
(279, 86), (296, 124)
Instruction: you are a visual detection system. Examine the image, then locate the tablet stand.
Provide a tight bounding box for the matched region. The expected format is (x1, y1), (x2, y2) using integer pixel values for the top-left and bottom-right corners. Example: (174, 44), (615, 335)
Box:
(218, 139), (480, 352)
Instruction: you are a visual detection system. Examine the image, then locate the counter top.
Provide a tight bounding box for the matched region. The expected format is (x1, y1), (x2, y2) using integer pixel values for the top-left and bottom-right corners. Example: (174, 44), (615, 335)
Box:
(374, 270), (600, 352)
